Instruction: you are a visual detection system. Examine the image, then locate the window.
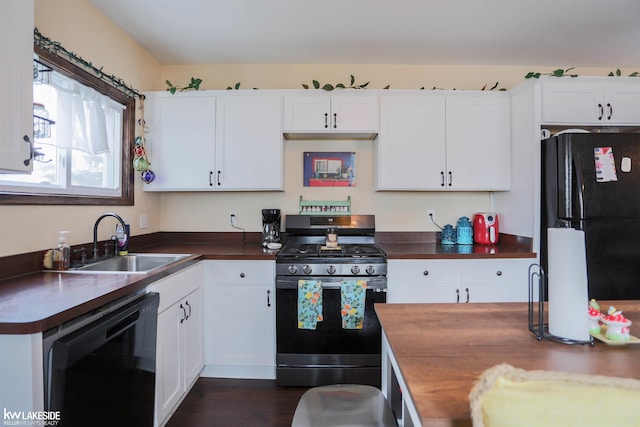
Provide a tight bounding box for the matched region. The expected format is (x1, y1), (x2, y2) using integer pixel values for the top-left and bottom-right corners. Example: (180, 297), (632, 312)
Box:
(0, 45), (134, 205)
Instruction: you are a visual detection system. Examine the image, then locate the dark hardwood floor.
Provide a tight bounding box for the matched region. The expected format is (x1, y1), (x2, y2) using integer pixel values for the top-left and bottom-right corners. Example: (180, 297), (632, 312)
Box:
(166, 378), (309, 427)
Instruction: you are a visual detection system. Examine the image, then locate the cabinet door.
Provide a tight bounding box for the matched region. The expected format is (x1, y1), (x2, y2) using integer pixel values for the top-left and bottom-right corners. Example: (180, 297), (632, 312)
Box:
(445, 95), (511, 190)
(462, 259), (532, 302)
(387, 259), (462, 303)
(144, 94), (216, 190)
(283, 96), (330, 131)
(215, 96), (283, 190)
(330, 95), (379, 132)
(604, 81), (640, 125)
(378, 96), (446, 190)
(283, 95), (379, 132)
(155, 303), (184, 426)
(0, 0), (34, 173)
(203, 260), (275, 379)
(182, 288), (204, 388)
(209, 283), (275, 368)
(541, 80), (603, 124)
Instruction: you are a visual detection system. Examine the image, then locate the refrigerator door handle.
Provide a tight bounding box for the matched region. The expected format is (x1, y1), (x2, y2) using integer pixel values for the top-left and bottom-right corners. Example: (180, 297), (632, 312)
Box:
(572, 150), (586, 230)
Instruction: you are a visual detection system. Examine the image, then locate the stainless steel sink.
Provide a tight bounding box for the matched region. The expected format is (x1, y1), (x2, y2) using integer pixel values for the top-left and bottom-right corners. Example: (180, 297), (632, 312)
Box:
(66, 253), (191, 274)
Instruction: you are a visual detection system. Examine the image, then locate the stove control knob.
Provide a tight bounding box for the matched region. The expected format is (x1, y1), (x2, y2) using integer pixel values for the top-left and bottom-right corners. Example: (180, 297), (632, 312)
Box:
(303, 265), (312, 275)
(351, 265), (360, 275)
(327, 265), (336, 275)
(366, 265), (376, 275)
(287, 265), (298, 274)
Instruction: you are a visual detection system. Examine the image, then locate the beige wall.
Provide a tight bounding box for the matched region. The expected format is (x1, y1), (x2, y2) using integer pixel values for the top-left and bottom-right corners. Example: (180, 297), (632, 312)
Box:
(0, 0), (624, 256)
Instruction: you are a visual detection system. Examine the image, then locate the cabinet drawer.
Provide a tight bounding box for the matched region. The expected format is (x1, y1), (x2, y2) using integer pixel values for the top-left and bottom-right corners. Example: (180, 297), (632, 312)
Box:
(388, 259), (462, 284)
(462, 259), (533, 284)
(207, 260), (274, 285)
(149, 263), (204, 312)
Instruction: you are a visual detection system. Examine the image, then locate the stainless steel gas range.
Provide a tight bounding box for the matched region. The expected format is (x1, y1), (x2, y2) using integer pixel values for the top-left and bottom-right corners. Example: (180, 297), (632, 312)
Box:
(275, 214), (387, 387)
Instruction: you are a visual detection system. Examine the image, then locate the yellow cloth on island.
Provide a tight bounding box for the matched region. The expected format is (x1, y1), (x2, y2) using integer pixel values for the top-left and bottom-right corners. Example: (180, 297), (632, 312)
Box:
(470, 364), (640, 427)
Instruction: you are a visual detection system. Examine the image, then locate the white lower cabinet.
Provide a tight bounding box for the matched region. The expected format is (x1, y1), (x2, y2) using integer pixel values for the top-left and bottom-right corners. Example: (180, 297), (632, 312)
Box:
(149, 263), (204, 427)
(202, 260), (276, 379)
(387, 258), (533, 303)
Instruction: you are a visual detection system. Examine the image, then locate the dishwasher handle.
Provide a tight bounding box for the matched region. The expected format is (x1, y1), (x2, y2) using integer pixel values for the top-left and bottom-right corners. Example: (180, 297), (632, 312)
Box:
(51, 293), (159, 369)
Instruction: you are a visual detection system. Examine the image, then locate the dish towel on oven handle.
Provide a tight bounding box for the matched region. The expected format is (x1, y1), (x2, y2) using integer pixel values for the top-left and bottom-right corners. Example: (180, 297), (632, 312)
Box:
(341, 280), (367, 329)
(298, 280), (323, 330)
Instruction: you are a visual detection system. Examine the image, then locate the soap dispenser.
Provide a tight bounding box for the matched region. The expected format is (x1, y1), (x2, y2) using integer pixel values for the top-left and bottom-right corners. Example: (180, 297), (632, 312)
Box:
(54, 231), (71, 270)
(116, 221), (130, 256)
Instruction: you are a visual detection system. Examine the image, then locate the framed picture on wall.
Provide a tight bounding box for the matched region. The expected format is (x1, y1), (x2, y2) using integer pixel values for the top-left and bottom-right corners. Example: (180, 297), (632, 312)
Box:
(303, 152), (356, 187)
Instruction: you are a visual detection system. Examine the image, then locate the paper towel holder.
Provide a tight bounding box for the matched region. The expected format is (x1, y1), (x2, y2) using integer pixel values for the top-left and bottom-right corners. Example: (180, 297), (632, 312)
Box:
(528, 264), (594, 346)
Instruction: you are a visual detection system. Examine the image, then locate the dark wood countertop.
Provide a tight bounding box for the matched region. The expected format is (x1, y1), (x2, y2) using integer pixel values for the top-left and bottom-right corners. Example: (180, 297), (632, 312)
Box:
(375, 302), (640, 425)
(0, 233), (276, 335)
(0, 231), (533, 335)
(377, 232), (535, 259)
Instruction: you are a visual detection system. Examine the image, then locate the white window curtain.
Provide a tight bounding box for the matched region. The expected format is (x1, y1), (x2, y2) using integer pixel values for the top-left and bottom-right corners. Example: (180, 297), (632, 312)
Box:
(48, 73), (125, 155)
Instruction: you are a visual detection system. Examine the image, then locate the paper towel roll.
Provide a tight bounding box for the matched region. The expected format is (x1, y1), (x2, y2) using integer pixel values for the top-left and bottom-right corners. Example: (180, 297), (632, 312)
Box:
(547, 228), (590, 341)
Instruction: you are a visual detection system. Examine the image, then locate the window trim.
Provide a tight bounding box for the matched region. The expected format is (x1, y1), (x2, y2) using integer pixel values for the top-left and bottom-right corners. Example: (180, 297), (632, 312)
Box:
(0, 45), (134, 206)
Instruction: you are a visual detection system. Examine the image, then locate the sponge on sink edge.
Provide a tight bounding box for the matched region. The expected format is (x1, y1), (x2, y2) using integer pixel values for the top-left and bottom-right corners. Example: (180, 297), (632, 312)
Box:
(469, 364), (640, 427)
(43, 249), (53, 270)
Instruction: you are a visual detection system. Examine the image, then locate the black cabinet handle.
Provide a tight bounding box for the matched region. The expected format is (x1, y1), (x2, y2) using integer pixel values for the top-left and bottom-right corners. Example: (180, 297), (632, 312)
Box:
(607, 103), (613, 120)
(324, 113), (329, 129)
(440, 171), (445, 187)
(448, 171), (453, 187)
(22, 135), (33, 166)
(180, 303), (187, 323)
(267, 289), (271, 307)
(209, 171), (213, 186)
(185, 300), (192, 319)
(217, 170), (222, 186)
(598, 103), (604, 121)
(423, 270), (429, 276)
(465, 288), (470, 303)
(496, 270), (502, 276)
(333, 113), (337, 129)
(455, 288), (460, 303)
(240, 272), (245, 278)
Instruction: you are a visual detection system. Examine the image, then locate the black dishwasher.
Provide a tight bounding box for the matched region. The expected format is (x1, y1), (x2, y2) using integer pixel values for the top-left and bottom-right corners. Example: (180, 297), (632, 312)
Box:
(43, 291), (159, 427)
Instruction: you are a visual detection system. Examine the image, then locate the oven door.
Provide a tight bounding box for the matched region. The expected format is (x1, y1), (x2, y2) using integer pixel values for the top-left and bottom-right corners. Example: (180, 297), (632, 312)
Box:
(275, 276), (387, 386)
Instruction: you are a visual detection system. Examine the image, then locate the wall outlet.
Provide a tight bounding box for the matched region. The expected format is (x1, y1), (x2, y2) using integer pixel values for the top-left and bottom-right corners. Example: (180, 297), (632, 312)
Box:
(229, 212), (238, 227)
(139, 213), (149, 229)
(426, 210), (436, 224)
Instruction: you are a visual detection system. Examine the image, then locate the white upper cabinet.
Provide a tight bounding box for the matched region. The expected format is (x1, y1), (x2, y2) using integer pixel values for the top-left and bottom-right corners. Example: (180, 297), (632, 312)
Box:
(283, 94), (379, 138)
(215, 95), (282, 190)
(541, 77), (640, 125)
(144, 93), (217, 190)
(377, 92), (510, 191)
(445, 94), (511, 190)
(378, 95), (446, 189)
(0, 0), (34, 174)
(144, 92), (283, 191)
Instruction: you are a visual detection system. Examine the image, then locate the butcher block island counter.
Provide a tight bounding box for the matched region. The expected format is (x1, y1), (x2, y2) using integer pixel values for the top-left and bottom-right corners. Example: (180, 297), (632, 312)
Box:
(375, 302), (640, 427)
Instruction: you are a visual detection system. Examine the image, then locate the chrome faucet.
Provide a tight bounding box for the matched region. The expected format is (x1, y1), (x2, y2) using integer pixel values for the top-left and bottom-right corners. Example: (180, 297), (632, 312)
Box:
(93, 213), (127, 260)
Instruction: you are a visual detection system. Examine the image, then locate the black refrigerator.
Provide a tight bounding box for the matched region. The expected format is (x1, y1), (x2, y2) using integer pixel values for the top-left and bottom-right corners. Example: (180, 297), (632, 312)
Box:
(541, 132), (640, 300)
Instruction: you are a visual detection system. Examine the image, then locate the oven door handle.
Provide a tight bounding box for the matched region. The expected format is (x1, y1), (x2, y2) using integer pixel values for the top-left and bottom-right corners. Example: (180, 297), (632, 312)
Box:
(276, 277), (387, 291)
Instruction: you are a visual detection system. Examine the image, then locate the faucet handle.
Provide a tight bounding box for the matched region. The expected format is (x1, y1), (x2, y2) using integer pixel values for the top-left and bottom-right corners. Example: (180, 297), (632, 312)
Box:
(73, 247), (87, 264)
(110, 235), (118, 255)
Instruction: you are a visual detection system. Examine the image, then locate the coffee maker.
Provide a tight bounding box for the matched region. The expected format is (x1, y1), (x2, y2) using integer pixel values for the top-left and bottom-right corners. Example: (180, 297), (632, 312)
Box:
(262, 209), (281, 248)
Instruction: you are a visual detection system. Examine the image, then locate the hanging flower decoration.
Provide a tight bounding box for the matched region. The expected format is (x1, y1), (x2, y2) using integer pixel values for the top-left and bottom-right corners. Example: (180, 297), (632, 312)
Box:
(134, 96), (155, 183)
